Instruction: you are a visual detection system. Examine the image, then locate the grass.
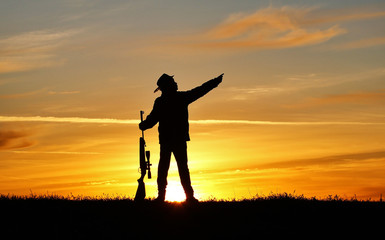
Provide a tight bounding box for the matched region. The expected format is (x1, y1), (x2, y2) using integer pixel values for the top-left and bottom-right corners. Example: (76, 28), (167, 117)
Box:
(0, 191), (379, 202)
(1, 192), (384, 239)
(0, 192), (132, 201)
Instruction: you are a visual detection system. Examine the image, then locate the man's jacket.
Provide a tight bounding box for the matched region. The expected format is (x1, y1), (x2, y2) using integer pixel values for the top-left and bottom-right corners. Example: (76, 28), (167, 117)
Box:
(140, 78), (221, 145)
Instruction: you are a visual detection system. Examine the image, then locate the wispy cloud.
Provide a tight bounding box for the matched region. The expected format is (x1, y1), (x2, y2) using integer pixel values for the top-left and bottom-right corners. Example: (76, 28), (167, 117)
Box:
(276, 67), (385, 95)
(191, 6), (347, 50)
(0, 130), (35, 150)
(313, 90), (385, 105)
(0, 116), (138, 124)
(11, 150), (101, 155)
(170, 6), (385, 51)
(306, 8), (385, 25)
(0, 89), (46, 99)
(336, 36), (385, 50)
(0, 29), (80, 74)
(288, 89), (385, 108)
(224, 86), (286, 100)
(0, 88), (79, 99)
(0, 116), (382, 126)
(48, 90), (80, 95)
(257, 150), (385, 169)
(190, 120), (382, 126)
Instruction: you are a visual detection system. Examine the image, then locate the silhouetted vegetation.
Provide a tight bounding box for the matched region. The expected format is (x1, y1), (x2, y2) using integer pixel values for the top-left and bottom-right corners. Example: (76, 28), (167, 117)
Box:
(1, 191), (380, 202)
(1, 192), (384, 239)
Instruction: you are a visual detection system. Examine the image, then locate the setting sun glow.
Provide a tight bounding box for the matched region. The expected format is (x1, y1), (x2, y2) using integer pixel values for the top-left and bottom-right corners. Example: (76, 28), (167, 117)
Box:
(164, 182), (187, 202)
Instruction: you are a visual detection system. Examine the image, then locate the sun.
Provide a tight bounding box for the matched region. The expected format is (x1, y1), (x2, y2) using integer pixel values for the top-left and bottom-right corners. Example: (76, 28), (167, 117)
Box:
(165, 182), (186, 202)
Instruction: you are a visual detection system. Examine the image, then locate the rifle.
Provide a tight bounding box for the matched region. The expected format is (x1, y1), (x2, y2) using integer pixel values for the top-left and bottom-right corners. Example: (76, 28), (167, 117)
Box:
(134, 110), (152, 202)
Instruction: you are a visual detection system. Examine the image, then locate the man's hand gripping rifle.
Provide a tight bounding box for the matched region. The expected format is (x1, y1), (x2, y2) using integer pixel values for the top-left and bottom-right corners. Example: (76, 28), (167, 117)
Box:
(134, 110), (152, 202)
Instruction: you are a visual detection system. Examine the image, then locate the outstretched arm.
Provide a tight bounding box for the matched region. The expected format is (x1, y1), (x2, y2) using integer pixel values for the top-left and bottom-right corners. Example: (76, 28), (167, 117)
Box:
(185, 73), (223, 104)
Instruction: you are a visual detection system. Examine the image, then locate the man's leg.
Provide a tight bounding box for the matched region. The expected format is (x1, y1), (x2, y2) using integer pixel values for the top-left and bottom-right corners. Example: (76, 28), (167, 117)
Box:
(157, 144), (171, 201)
(173, 142), (194, 199)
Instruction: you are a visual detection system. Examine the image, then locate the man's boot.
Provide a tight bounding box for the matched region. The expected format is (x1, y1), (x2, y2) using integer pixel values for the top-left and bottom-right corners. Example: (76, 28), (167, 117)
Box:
(185, 189), (198, 204)
(154, 189), (166, 203)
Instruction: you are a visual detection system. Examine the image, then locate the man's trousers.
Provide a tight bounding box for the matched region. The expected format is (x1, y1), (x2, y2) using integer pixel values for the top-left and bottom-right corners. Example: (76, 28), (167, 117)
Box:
(157, 142), (194, 198)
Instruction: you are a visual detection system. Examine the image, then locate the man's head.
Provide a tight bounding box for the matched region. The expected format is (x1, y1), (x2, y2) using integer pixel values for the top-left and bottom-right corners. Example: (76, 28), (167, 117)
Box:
(154, 73), (178, 94)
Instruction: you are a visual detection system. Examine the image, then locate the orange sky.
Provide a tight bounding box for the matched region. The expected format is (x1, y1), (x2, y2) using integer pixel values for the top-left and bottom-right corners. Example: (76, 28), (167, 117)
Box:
(1, 0), (385, 201)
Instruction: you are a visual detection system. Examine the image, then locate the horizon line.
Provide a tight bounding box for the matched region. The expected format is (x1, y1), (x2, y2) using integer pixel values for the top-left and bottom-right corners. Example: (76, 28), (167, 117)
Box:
(0, 115), (383, 126)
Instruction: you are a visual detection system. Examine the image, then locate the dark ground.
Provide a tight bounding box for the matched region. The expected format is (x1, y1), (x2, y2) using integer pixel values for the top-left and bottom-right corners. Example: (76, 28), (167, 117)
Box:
(1, 197), (384, 239)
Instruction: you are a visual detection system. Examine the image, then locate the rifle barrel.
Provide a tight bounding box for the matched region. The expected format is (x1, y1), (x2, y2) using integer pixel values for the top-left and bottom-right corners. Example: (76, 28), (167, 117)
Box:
(140, 110), (145, 139)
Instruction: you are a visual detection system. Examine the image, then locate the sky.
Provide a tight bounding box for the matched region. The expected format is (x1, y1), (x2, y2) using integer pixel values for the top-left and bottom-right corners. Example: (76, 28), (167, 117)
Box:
(1, 0), (385, 201)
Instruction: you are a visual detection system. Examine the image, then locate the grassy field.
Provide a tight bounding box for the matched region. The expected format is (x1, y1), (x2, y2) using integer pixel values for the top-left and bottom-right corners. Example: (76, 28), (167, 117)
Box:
(1, 193), (384, 239)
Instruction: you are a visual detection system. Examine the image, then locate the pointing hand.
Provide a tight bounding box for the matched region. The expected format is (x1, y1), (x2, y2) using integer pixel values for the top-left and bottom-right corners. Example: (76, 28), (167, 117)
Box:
(216, 73), (224, 83)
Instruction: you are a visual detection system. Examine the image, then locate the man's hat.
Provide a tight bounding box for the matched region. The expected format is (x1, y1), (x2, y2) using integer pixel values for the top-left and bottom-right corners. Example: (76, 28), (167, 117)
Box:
(154, 73), (174, 93)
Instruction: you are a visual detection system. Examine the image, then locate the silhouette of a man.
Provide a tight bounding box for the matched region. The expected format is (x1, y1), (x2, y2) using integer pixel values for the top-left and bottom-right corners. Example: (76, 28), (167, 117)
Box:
(139, 73), (223, 202)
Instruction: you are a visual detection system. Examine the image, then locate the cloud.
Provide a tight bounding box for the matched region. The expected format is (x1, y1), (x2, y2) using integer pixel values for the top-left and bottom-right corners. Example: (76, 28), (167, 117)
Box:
(225, 86), (286, 100)
(0, 116), (138, 125)
(191, 6), (347, 50)
(314, 90), (385, 105)
(257, 150), (385, 169)
(306, 8), (385, 25)
(48, 90), (80, 95)
(30, 180), (120, 192)
(11, 150), (101, 155)
(289, 89), (385, 108)
(0, 130), (35, 150)
(204, 150), (385, 176)
(0, 89), (46, 99)
(0, 88), (79, 99)
(174, 6), (385, 51)
(0, 115), (382, 126)
(336, 36), (385, 50)
(0, 29), (80, 74)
